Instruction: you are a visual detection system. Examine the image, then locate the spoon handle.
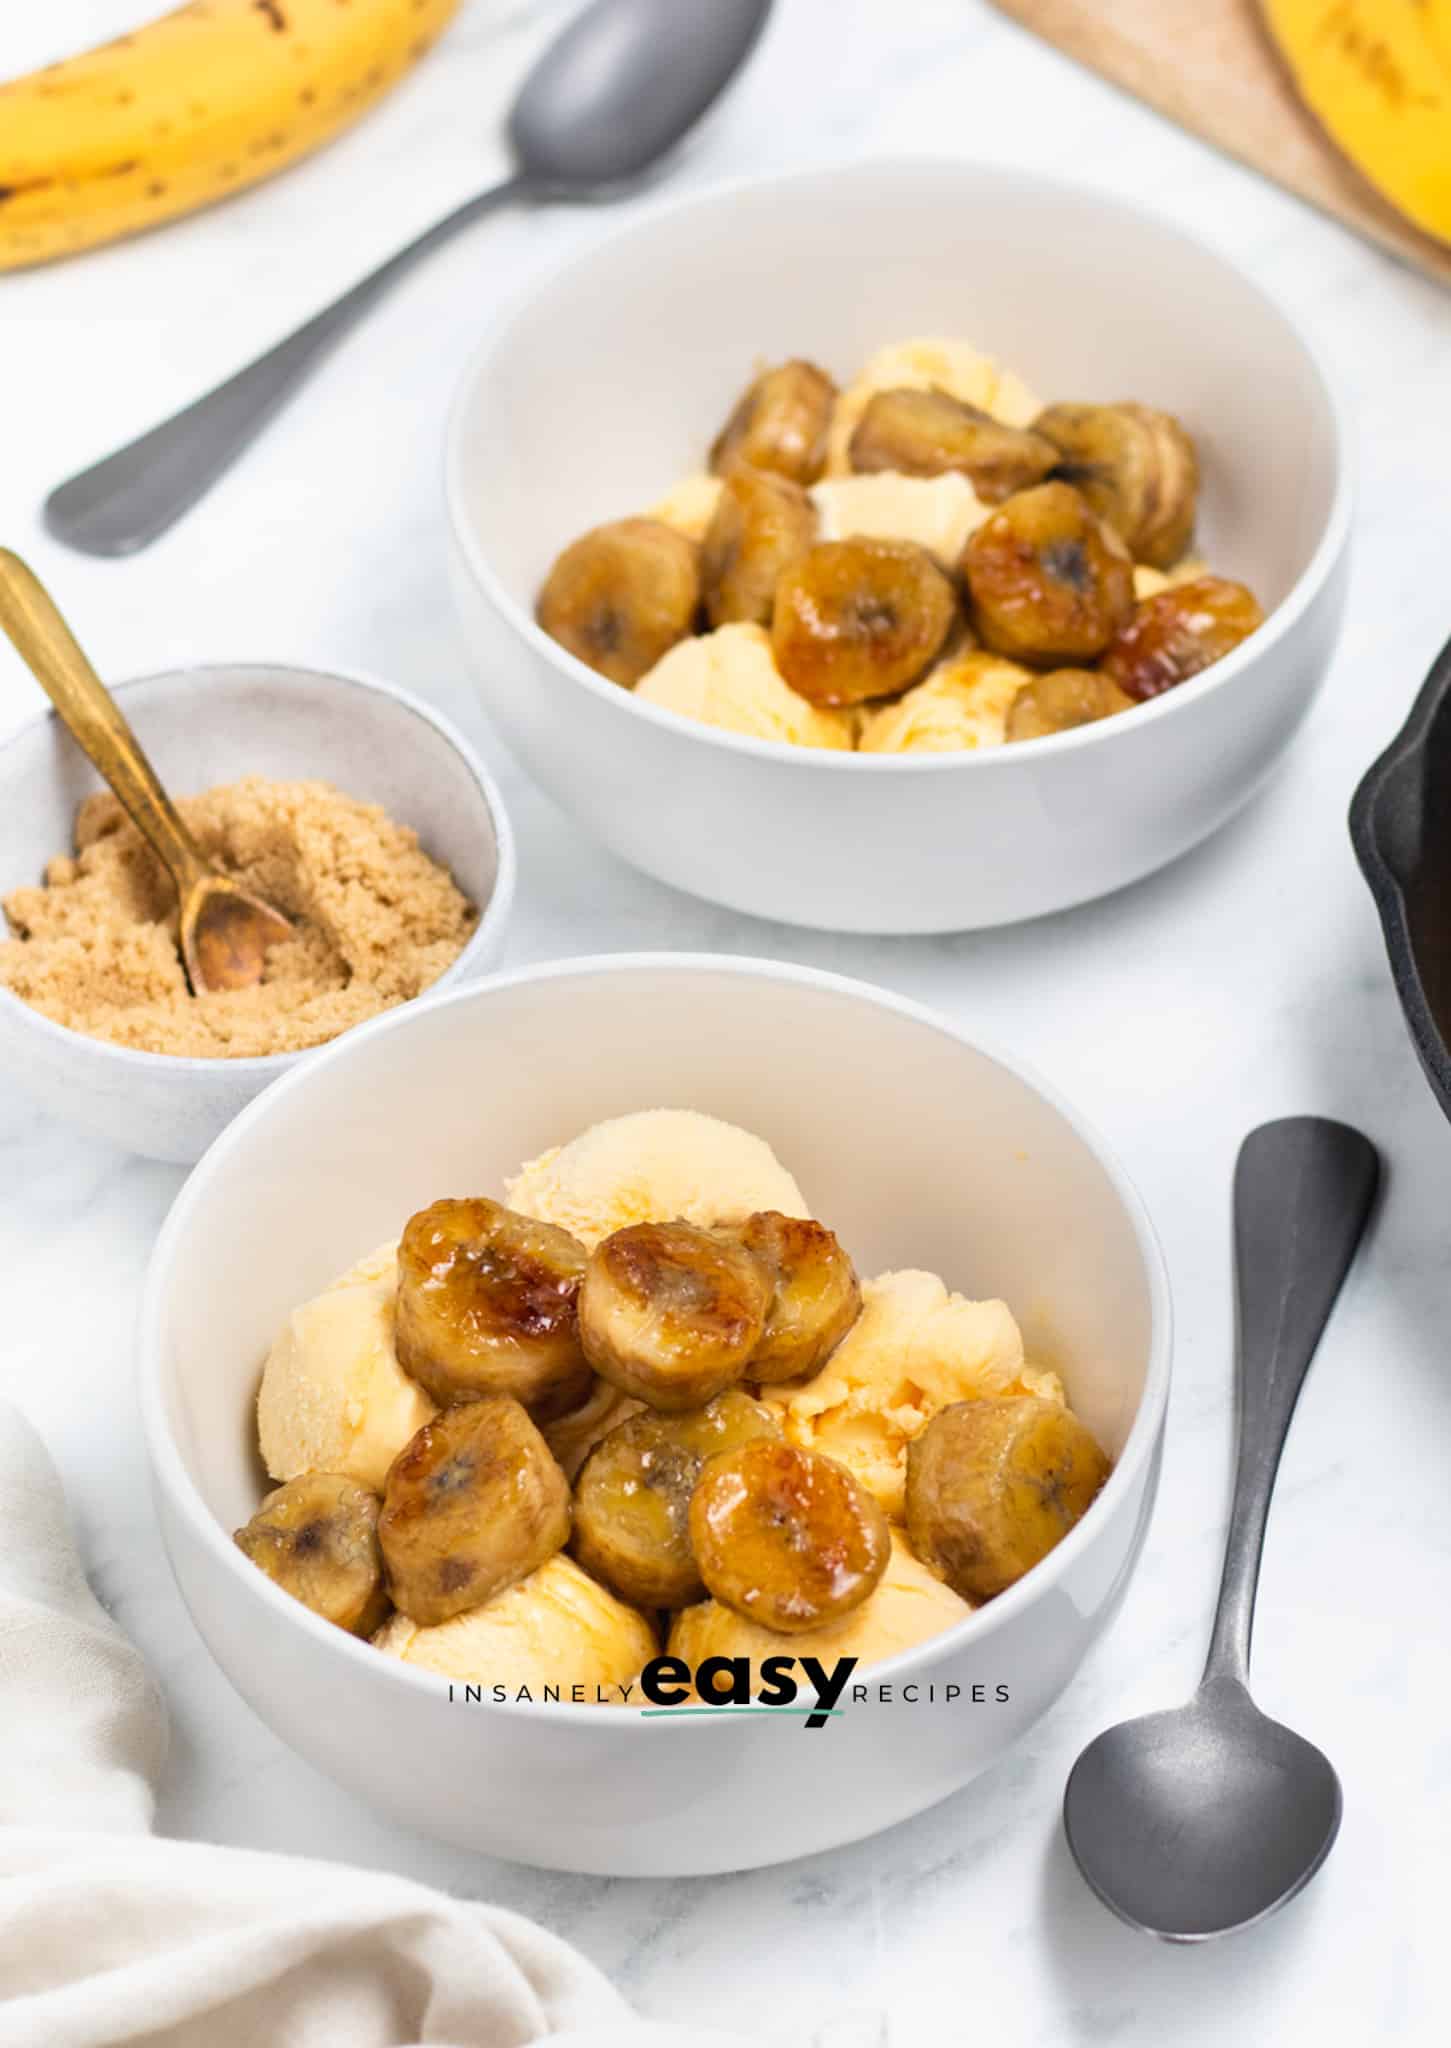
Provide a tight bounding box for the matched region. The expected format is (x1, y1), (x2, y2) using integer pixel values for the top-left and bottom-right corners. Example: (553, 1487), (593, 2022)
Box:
(1204, 1117), (1379, 1686)
(0, 549), (207, 892)
(43, 176), (527, 559)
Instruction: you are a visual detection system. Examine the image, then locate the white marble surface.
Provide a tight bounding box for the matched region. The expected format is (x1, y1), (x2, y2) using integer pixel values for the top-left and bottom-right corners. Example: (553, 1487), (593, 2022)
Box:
(2, 2), (1449, 2040)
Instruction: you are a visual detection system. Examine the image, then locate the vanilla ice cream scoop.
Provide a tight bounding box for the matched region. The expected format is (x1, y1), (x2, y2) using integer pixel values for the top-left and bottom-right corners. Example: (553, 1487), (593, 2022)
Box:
(812, 471), (987, 566)
(257, 1244), (436, 1493)
(373, 1552), (656, 1700)
(506, 1107), (810, 1250)
(860, 651), (1033, 756)
(763, 1268), (1062, 1520)
(1134, 556), (1208, 601)
(649, 471), (724, 543)
(634, 624), (855, 751)
(670, 1529), (971, 1680)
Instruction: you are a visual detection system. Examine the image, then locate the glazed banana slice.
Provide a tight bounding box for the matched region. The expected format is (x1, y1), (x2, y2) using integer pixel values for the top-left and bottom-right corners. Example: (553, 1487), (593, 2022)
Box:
(726, 1211), (861, 1385)
(709, 359), (837, 486)
(1035, 401), (1199, 570)
(962, 482), (1135, 666)
(536, 517), (701, 686)
(700, 464), (817, 627)
(1005, 668), (1133, 742)
(905, 1394), (1110, 1602)
(772, 538), (959, 707)
(395, 1197), (591, 1418)
(379, 1395), (571, 1626)
(1101, 575), (1265, 701)
(572, 1389), (780, 1609)
(690, 1438), (891, 1634)
(848, 387), (1058, 504)
(234, 1473), (389, 1637)
(579, 1220), (771, 1411)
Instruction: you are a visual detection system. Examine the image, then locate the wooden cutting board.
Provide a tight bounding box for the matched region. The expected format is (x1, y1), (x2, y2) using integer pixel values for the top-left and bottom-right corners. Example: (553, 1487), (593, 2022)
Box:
(987, 0), (1451, 285)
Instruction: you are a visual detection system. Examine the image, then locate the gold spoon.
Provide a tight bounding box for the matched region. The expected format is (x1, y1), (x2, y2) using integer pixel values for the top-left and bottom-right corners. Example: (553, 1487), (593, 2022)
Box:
(0, 548), (292, 994)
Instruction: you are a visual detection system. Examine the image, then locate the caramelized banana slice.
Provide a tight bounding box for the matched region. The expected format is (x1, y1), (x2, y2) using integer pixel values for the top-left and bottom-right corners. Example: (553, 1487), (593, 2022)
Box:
(536, 518), (700, 686)
(773, 538), (959, 707)
(1035, 401), (1199, 569)
(573, 1390), (780, 1609)
(395, 1198), (591, 1419)
(963, 481), (1135, 666)
(1005, 668), (1133, 742)
(701, 465), (817, 627)
(905, 1395), (1110, 1602)
(710, 359), (837, 485)
(1101, 575), (1265, 701)
(580, 1220), (771, 1411)
(379, 1396), (570, 1626)
(726, 1211), (861, 1385)
(235, 1473), (389, 1637)
(848, 387), (1057, 504)
(690, 1439), (890, 1634)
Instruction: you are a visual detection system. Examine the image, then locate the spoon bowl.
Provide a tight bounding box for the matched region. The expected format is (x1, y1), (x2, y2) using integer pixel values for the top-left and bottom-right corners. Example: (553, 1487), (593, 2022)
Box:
(510, 0), (771, 195)
(182, 875), (296, 996)
(1064, 1677), (1343, 1941)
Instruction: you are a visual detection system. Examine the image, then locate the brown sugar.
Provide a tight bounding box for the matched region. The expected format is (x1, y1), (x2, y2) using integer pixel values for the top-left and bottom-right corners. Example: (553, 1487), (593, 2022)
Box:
(0, 778), (479, 1058)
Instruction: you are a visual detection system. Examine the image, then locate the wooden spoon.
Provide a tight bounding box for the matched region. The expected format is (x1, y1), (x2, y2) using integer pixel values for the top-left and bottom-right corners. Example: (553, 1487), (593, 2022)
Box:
(0, 549), (292, 994)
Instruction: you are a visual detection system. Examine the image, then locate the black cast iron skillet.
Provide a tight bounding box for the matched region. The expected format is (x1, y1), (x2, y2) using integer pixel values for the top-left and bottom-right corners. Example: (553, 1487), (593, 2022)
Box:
(1350, 630), (1451, 1119)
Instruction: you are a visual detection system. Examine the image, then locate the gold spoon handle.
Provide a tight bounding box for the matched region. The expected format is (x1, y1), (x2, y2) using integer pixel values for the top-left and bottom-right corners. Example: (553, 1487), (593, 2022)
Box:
(0, 548), (207, 895)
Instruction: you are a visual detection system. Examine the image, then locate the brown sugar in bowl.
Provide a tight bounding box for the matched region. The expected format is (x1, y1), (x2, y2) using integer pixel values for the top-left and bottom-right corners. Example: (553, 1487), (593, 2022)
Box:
(0, 663), (515, 1162)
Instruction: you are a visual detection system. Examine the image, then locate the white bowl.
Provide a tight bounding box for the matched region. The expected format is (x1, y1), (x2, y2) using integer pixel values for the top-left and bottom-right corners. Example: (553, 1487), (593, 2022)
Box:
(446, 158), (1350, 934)
(140, 955), (1171, 1876)
(0, 663), (515, 1163)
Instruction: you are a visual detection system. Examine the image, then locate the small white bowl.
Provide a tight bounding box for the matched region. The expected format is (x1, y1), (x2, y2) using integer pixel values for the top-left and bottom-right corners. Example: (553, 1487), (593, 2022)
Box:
(0, 663), (515, 1163)
(446, 158), (1350, 933)
(140, 955), (1170, 1876)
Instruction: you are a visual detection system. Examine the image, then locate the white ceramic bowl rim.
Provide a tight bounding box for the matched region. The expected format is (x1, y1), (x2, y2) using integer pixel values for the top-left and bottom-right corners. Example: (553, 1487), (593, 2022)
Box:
(445, 156), (1353, 773)
(139, 952), (1174, 1729)
(0, 660), (517, 1076)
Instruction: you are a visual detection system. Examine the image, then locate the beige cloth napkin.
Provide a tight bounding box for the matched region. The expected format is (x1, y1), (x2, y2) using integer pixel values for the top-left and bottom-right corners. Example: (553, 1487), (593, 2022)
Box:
(0, 1401), (745, 2048)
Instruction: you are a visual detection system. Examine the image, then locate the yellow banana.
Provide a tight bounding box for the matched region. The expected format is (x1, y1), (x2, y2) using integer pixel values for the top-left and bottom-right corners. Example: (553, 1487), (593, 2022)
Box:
(0, 0), (463, 271)
(1260, 1), (1451, 249)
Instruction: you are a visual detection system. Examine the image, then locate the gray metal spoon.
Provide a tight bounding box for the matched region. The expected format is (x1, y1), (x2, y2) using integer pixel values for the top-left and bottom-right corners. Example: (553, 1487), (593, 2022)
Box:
(44, 0), (772, 558)
(1064, 1116), (1379, 1942)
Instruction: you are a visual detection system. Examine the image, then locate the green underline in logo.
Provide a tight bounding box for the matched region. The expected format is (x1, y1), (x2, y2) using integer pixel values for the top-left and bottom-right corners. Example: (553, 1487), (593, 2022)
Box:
(640, 1705), (842, 1717)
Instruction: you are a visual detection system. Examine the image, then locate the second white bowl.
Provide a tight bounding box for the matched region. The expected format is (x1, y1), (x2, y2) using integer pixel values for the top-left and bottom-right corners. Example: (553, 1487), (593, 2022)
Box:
(141, 955), (1170, 1875)
(447, 159), (1350, 933)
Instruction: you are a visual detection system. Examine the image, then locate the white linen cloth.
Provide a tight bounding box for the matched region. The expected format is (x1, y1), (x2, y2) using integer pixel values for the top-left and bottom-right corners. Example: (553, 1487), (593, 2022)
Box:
(0, 1401), (747, 2048)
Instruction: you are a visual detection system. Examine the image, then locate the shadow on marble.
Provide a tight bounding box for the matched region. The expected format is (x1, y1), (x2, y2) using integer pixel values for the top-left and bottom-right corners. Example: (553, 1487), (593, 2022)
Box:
(1036, 1815), (1324, 2035)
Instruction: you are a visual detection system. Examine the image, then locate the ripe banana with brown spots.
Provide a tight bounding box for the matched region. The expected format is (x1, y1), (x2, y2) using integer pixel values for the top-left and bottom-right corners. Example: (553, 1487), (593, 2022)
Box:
(0, 0), (462, 271)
